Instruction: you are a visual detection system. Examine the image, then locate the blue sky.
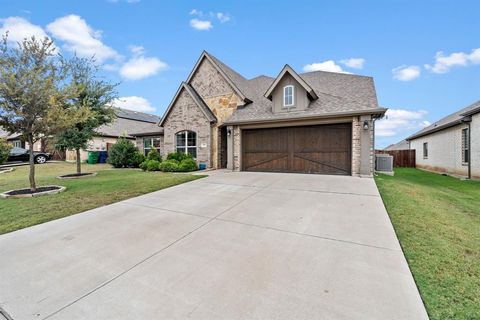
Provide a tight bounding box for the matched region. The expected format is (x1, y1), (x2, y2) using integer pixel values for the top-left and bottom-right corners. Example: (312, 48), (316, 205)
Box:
(1, 0), (479, 148)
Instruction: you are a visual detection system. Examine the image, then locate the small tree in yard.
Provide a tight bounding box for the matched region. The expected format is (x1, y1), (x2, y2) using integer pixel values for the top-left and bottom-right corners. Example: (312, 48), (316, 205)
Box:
(0, 35), (86, 192)
(55, 57), (117, 175)
(107, 137), (138, 168)
(0, 138), (11, 165)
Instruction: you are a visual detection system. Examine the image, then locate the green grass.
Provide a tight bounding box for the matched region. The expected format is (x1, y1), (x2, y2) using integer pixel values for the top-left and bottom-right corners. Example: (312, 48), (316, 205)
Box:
(0, 162), (204, 235)
(375, 168), (480, 320)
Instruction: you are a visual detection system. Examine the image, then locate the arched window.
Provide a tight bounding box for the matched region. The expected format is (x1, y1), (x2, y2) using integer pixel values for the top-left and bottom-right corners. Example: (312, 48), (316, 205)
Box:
(176, 131), (197, 158)
(283, 85), (294, 107)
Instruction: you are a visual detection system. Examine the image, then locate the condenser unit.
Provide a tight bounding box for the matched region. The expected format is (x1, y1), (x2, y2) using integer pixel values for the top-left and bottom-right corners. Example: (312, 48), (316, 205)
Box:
(375, 154), (394, 173)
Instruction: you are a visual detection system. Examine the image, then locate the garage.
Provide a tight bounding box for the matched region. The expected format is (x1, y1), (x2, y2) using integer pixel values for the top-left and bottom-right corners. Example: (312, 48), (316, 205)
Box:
(242, 123), (352, 175)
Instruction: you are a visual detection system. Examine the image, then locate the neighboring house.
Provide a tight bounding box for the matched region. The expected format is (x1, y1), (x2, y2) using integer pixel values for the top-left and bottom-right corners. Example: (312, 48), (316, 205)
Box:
(407, 100), (480, 179)
(66, 108), (161, 161)
(142, 51), (386, 176)
(384, 139), (410, 151)
(0, 129), (42, 151)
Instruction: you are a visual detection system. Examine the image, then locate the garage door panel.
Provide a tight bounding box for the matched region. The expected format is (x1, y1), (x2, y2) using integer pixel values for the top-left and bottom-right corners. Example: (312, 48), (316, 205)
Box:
(242, 124), (352, 175)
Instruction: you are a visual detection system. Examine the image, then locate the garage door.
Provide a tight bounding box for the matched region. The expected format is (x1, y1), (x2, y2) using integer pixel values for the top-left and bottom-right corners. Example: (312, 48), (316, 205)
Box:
(242, 123), (352, 175)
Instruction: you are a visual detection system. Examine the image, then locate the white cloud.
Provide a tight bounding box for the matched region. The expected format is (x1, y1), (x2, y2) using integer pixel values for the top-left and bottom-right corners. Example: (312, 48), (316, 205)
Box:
(46, 14), (119, 63)
(303, 60), (350, 73)
(376, 109), (430, 137)
(0, 16), (52, 43)
(340, 58), (365, 69)
(112, 96), (155, 113)
(392, 65), (421, 81)
(119, 45), (167, 80)
(190, 18), (213, 31)
(216, 12), (230, 23)
(425, 48), (480, 73)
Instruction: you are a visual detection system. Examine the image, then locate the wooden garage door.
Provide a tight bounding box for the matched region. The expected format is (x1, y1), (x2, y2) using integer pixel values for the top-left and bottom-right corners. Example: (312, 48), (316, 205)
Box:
(242, 123), (352, 175)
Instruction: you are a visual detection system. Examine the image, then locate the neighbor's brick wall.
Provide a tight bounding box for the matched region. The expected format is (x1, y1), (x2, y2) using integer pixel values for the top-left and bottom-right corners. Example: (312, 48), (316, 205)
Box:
(351, 117), (361, 175)
(410, 123), (469, 177)
(163, 88), (212, 167)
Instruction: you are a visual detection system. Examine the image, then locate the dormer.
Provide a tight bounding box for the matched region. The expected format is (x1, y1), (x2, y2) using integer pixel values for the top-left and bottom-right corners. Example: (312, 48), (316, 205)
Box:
(264, 65), (318, 113)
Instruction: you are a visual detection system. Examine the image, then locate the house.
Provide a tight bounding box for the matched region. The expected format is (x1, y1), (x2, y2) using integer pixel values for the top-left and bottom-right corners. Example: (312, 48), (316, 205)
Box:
(65, 108), (161, 161)
(139, 51), (386, 176)
(0, 129), (42, 151)
(384, 139), (410, 151)
(407, 100), (480, 179)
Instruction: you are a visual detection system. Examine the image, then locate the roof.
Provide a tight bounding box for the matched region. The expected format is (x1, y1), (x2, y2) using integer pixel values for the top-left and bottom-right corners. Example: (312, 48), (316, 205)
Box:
(96, 108), (162, 138)
(159, 82), (217, 127)
(407, 100), (480, 140)
(384, 139), (410, 151)
(222, 68), (384, 124)
(0, 128), (21, 140)
(264, 64), (318, 100)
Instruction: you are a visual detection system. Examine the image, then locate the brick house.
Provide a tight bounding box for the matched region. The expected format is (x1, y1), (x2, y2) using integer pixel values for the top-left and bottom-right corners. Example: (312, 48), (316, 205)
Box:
(136, 51), (386, 176)
(407, 100), (480, 179)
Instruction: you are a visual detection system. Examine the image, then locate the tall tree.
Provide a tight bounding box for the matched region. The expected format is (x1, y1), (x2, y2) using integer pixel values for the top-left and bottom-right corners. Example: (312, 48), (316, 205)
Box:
(56, 57), (117, 174)
(0, 35), (86, 192)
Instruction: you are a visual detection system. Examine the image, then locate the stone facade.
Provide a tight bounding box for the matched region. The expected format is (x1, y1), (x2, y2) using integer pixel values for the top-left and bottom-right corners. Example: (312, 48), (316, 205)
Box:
(232, 125), (242, 171)
(351, 117), (361, 175)
(163, 88), (212, 167)
(190, 58), (235, 98)
(135, 135), (164, 157)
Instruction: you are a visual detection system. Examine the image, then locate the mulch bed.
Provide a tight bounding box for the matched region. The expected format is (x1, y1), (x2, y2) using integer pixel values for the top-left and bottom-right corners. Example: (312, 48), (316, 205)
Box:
(57, 172), (97, 179)
(5, 186), (61, 196)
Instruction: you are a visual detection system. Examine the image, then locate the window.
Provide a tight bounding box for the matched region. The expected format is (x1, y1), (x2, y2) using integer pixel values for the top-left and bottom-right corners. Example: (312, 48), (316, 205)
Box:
(423, 142), (428, 159)
(283, 85), (294, 107)
(143, 137), (161, 156)
(11, 140), (21, 148)
(176, 131), (197, 158)
(462, 128), (469, 163)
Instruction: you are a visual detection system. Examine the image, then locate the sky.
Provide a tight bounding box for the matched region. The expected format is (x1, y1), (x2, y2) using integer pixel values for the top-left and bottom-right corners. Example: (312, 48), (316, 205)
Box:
(1, 0), (479, 148)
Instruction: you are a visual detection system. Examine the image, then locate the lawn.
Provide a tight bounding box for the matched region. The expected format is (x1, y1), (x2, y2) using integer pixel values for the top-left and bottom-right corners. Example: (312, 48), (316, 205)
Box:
(375, 168), (480, 320)
(0, 162), (204, 235)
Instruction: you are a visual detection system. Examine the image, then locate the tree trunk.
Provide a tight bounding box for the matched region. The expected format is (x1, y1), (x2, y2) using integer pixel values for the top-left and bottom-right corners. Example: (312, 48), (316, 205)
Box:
(76, 148), (81, 174)
(28, 133), (36, 192)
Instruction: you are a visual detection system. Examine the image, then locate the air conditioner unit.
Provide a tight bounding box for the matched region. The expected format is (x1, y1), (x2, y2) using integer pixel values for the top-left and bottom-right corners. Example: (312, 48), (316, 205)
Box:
(375, 154), (394, 173)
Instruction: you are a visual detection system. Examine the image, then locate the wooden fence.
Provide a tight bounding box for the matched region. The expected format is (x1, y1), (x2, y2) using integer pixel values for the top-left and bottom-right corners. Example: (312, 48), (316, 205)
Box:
(375, 149), (416, 168)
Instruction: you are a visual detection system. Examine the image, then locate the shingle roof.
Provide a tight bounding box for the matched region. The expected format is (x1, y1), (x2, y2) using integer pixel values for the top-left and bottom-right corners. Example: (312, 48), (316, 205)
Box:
(96, 108), (162, 138)
(407, 100), (480, 140)
(384, 139), (410, 151)
(224, 68), (384, 124)
(114, 108), (161, 123)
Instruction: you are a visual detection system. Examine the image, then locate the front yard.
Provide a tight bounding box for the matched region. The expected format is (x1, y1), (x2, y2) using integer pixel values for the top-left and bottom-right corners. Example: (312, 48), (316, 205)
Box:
(375, 168), (480, 320)
(0, 162), (203, 235)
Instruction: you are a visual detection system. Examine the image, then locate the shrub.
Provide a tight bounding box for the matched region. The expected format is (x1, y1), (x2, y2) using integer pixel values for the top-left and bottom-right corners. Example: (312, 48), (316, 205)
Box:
(139, 160), (148, 171)
(166, 152), (192, 162)
(178, 158), (198, 172)
(159, 159), (179, 172)
(107, 137), (138, 168)
(131, 151), (146, 168)
(0, 138), (11, 165)
(146, 160), (161, 171)
(146, 148), (162, 162)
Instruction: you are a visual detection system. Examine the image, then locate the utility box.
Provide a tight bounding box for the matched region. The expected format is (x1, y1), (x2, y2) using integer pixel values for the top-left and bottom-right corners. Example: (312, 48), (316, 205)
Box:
(375, 154), (394, 174)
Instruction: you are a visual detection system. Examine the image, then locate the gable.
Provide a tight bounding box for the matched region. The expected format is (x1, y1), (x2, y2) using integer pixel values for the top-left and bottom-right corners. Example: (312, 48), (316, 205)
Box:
(162, 87), (212, 128)
(189, 57), (236, 99)
(271, 73), (309, 113)
(264, 65), (318, 101)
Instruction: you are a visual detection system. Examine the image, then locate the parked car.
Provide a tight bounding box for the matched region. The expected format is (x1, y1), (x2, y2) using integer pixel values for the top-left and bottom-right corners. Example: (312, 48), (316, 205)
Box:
(7, 147), (51, 164)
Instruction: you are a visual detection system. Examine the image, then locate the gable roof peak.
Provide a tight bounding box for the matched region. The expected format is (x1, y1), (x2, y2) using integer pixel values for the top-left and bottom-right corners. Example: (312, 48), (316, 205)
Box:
(264, 64), (318, 101)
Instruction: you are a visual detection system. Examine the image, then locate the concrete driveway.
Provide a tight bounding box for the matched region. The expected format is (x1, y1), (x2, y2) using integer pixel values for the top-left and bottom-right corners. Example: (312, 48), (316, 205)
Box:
(0, 171), (428, 320)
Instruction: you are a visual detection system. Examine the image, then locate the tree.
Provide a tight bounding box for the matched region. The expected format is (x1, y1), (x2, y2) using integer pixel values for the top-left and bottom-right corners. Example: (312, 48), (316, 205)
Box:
(0, 138), (11, 165)
(55, 57), (117, 174)
(0, 35), (85, 192)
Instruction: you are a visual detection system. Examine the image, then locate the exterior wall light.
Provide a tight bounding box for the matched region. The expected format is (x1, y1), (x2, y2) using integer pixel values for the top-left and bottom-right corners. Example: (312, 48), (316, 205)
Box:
(363, 120), (369, 130)
(227, 129), (232, 136)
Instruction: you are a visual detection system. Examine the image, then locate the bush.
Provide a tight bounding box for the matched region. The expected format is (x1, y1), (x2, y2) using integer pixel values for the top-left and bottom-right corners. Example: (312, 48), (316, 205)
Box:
(146, 148), (161, 162)
(159, 159), (179, 172)
(107, 137), (138, 168)
(139, 160), (148, 171)
(131, 151), (146, 168)
(0, 138), (11, 165)
(146, 160), (161, 171)
(178, 158), (198, 172)
(166, 152), (192, 162)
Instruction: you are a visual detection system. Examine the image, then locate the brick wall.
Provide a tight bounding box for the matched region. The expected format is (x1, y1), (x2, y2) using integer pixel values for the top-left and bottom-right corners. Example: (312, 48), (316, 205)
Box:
(351, 117), (361, 175)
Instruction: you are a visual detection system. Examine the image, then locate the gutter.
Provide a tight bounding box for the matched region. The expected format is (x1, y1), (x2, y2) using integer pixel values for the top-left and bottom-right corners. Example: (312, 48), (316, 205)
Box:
(406, 119), (464, 141)
(223, 108), (387, 126)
